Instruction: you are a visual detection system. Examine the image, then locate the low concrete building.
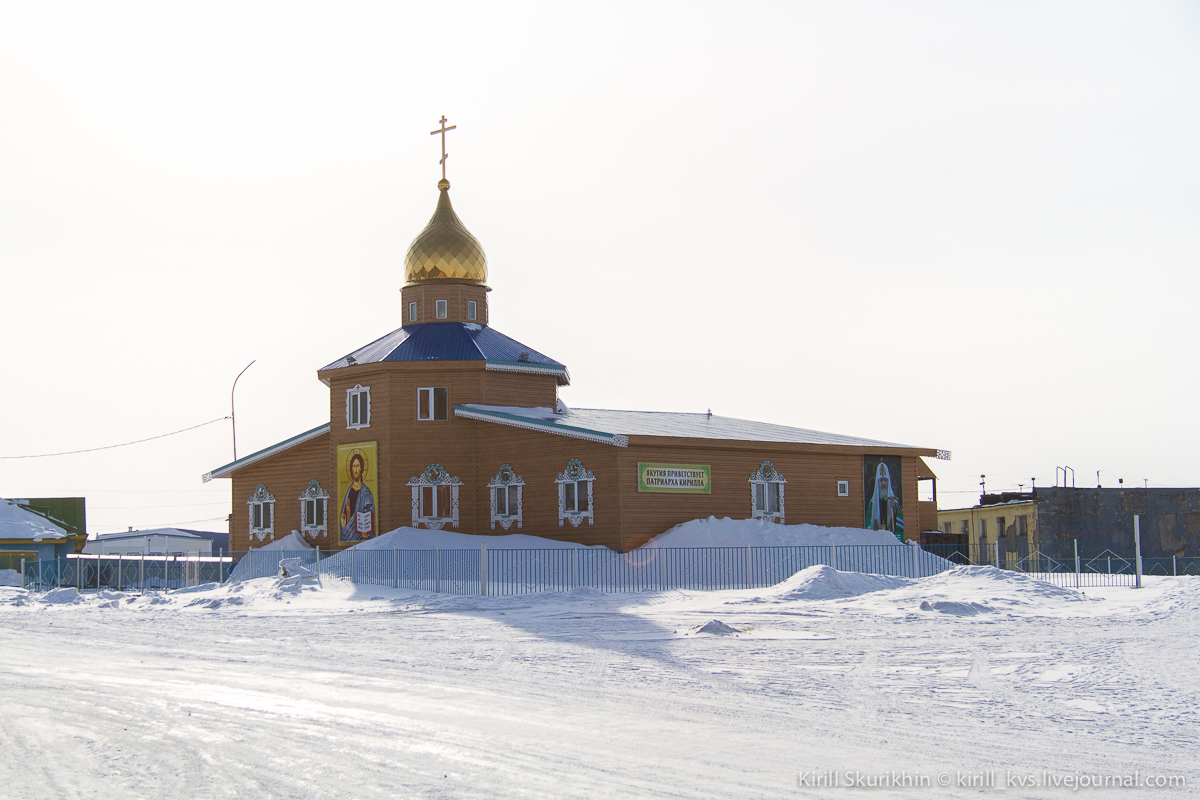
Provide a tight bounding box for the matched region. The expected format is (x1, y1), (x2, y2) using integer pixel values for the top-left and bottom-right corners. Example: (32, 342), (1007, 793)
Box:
(938, 487), (1200, 564)
(84, 528), (216, 557)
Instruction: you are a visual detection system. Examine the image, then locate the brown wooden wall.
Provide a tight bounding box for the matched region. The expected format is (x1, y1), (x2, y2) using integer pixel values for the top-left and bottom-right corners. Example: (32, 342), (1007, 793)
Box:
(400, 283), (489, 326)
(230, 357), (935, 552)
(229, 432), (331, 551)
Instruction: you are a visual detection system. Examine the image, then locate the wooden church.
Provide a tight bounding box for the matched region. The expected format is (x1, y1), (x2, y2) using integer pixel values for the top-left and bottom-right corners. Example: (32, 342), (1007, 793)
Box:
(205, 120), (948, 552)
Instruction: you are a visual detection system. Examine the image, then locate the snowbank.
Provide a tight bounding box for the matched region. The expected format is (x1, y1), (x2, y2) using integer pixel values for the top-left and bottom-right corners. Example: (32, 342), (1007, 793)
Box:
(352, 527), (608, 551)
(0, 569), (21, 587)
(643, 517), (903, 549)
(757, 565), (910, 601)
(254, 531), (313, 551)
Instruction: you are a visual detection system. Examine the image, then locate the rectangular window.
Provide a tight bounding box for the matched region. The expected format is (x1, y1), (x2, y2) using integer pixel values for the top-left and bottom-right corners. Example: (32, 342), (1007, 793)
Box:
(754, 483), (765, 512)
(766, 483), (780, 514)
(419, 485), (452, 519)
(435, 299), (447, 319)
(943, 521), (952, 535)
(305, 499), (325, 527)
(253, 502), (271, 530)
(467, 300), (477, 320)
(1017, 514), (1028, 536)
(961, 519), (969, 536)
(563, 482), (589, 513)
(496, 486), (508, 516)
(418, 387), (449, 421)
(996, 517), (1005, 537)
(837, 480), (849, 497)
(346, 385), (370, 429)
(409, 301), (417, 322)
(979, 519), (987, 539)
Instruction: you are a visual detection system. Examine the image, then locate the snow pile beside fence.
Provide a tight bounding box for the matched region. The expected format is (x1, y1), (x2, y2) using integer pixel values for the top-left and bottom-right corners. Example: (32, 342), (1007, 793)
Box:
(645, 516), (902, 549)
(227, 532), (316, 582)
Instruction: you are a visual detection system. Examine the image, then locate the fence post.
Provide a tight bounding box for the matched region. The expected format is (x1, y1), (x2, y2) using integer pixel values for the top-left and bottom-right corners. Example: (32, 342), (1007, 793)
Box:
(140, 555), (145, 595)
(1073, 539), (1080, 589)
(164, 551), (169, 591)
(19, 558), (25, 589)
(97, 554), (101, 591)
(436, 546), (440, 594)
(117, 553), (123, 591)
(1134, 514), (1143, 589)
(993, 542), (1000, 570)
(393, 548), (398, 589)
(746, 545), (751, 589)
(1173, 554), (1177, 577)
(480, 543), (487, 596)
(57, 556), (62, 588)
(352, 547), (357, 583)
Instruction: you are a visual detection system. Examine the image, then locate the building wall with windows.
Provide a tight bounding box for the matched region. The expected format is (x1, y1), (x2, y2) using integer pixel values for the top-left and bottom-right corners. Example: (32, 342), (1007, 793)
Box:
(206, 169), (944, 552)
(937, 501), (1039, 568)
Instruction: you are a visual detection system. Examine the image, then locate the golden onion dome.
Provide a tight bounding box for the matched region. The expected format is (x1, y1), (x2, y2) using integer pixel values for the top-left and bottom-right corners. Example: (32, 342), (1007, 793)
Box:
(403, 179), (488, 286)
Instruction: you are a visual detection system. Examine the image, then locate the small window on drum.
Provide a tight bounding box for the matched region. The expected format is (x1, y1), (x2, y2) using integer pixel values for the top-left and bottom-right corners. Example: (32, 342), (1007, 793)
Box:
(435, 299), (448, 319)
(409, 301), (418, 322)
(467, 300), (477, 321)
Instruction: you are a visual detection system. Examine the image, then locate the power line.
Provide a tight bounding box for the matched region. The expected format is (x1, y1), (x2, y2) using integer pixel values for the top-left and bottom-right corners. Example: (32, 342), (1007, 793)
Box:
(0, 417), (230, 459)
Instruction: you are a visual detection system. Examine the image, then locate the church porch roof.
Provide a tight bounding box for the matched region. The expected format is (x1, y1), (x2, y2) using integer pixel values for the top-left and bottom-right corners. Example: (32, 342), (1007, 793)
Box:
(455, 404), (940, 453)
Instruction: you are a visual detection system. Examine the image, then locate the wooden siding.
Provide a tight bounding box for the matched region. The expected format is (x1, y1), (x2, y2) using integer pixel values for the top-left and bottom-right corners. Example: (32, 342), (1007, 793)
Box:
(229, 431), (331, 551)
(400, 284), (489, 326)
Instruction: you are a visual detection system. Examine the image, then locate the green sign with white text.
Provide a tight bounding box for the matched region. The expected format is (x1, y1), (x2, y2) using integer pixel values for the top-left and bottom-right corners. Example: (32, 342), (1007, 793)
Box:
(637, 463), (712, 494)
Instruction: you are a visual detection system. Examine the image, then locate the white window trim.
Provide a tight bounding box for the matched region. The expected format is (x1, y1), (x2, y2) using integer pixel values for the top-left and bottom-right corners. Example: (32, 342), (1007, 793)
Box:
(837, 480), (849, 497)
(417, 387), (448, 421)
(298, 479), (329, 538)
(408, 464), (461, 530)
(435, 299), (448, 319)
(247, 483), (276, 542)
(467, 300), (477, 321)
(409, 301), (418, 322)
(556, 459), (595, 527)
(488, 464), (525, 530)
(345, 384), (371, 430)
(748, 461), (787, 524)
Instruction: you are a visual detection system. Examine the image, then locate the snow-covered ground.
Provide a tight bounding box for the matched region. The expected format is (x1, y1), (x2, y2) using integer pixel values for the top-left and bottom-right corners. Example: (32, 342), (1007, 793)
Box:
(1, 565), (1196, 799)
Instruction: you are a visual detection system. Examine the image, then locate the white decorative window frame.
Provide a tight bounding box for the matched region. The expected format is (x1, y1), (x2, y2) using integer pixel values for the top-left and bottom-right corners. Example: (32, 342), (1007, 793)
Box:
(749, 461), (787, 524)
(409, 301), (418, 322)
(247, 483), (276, 542)
(408, 463), (461, 530)
(345, 384), (371, 430)
(417, 387), (448, 421)
(556, 458), (595, 528)
(488, 464), (525, 530)
(435, 299), (448, 319)
(298, 479), (329, 538)
(837, 480), (850, 497)
(467, 300), (477, 320)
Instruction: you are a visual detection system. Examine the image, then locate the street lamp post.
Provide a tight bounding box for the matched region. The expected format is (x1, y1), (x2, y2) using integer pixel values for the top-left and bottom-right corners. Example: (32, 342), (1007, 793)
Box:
(231, 360), (256, 461)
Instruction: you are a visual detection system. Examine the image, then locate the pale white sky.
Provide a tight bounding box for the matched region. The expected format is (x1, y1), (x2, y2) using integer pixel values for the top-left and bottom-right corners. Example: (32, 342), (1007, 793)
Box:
(2, 1), (1197, 533)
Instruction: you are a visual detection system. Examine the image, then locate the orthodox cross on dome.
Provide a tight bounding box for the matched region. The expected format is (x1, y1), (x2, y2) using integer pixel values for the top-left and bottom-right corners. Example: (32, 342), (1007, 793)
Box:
(430, 115), (457, 182)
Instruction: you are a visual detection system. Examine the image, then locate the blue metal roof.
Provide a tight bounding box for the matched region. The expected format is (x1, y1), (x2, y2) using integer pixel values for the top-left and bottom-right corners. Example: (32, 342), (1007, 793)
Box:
(319, 323), (568, 384)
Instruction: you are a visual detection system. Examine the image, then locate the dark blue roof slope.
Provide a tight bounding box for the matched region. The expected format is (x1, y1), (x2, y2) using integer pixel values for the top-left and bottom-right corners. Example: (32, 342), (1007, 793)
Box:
(319, 323), (569, 384)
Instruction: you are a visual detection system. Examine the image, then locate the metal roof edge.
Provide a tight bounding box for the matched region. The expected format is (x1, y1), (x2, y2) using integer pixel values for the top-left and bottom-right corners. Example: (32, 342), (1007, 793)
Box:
(202, 423), (331, 483)
(454, 406), (628, 447)
(484, 360), (571, 386)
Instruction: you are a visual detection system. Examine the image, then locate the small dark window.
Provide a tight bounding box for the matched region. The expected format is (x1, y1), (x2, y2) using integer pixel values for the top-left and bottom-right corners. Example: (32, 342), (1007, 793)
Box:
(418, 387), (449, 421)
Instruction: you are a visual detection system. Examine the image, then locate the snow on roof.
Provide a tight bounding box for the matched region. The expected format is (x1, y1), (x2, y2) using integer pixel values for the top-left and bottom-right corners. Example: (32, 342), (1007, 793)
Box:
(456, 404), (931, 451)
(0, 499), (70, 541)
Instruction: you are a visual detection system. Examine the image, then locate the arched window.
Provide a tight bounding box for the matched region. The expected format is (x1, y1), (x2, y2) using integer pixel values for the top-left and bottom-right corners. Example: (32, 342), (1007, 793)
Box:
(247, 484), (276, 542)
(556, 459), (594, 527)
(408, 463), (461, 530)
(488, 464), (524, 530)
(748, 461), (786, 524)
(298, 479), (329, 538)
